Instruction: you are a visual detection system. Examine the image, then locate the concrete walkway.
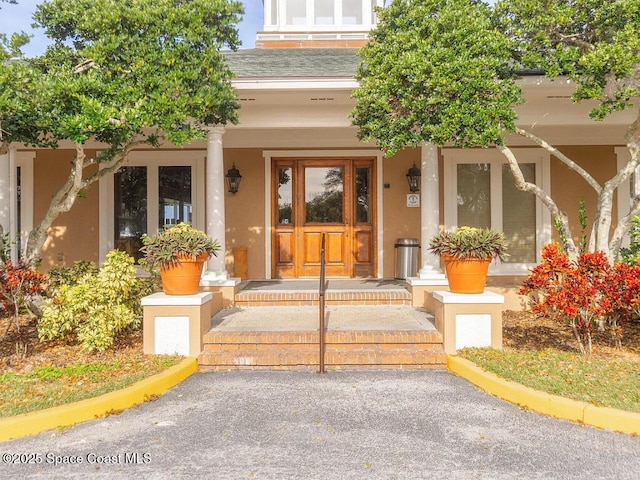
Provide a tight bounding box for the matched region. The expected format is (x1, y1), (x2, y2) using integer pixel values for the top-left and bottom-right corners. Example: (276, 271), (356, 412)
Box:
(2, 370), (639, 479)
(211, 305), (437, 331)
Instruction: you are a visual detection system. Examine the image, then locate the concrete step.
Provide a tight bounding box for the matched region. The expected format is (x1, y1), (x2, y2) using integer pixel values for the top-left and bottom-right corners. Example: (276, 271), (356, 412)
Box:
(199, 305), (446, 370)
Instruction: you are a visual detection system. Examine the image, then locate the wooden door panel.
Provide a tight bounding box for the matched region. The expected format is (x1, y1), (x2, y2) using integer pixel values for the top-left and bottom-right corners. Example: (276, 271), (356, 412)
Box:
(303, 232), (322, 264)
(277, 231), (294, 263)
(273, 229), (295, 278)
(300, 229), (347, 277)
(354, 230), (371, 263)
(326, 231), (346, 264)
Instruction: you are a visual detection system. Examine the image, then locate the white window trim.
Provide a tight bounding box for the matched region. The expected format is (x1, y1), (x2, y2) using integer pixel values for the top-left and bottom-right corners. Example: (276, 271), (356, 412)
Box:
(443, 148), (551, 275)
(12, 150), (35, 262)
(263, 149), (384, 279)
(98, 150), (206, 264)
(271, 0), (379, 31)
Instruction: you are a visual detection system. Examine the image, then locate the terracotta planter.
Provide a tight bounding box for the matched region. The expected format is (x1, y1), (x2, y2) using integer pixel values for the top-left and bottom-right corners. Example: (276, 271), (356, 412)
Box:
(443, 255), (491, 294)
(159, 253), (208, 295)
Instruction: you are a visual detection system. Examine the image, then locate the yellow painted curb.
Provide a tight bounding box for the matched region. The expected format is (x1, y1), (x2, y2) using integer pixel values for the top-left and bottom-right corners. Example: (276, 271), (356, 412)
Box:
(0, 357), (198, 443)
(448, 355), (640, 435)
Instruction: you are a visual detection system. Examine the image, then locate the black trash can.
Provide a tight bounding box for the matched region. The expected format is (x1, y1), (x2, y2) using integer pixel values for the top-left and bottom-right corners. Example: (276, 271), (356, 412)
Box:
(394, 238), (420, 279)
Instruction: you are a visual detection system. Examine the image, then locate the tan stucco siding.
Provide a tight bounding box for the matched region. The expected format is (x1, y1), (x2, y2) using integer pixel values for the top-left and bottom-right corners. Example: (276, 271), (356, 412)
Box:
(382, 149), (422, 277)
(550, 145), (619, 244)
(223, 148), (266, 278)
(34, 149), (100, 270)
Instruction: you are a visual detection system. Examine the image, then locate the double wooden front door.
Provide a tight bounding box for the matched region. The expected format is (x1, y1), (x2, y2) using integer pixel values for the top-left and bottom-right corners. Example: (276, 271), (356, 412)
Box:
(272, 158), (376, 278)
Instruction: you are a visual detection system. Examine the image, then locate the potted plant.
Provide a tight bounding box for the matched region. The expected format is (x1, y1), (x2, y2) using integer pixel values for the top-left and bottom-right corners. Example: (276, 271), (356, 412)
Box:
(140, 223), (220, 295)
(429, 226), (507, 294)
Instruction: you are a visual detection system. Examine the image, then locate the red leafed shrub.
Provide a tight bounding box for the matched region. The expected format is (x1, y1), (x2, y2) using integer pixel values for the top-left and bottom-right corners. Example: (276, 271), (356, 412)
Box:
(0, 259), (46, 334)
(519, 244), (640, 355)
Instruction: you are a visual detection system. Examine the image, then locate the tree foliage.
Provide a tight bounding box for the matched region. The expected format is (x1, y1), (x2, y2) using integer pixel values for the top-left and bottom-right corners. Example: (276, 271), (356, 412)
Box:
(353, 0), (521, 154)
(1, 0), (244, 262)
(352, 0), (640, 261)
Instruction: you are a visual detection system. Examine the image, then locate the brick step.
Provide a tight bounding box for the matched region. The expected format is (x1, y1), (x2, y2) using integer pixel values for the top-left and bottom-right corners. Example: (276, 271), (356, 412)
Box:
(198, 346), (446, 370)
(200, 304), (445, 370)
(234, 290), (412, 307)
(203, 329), (443, 345)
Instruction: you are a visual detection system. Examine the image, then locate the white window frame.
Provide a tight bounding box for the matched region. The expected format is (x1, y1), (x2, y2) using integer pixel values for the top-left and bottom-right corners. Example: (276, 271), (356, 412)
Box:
(99, 150), (206, 264)
(268, 0), (381, 31)
(11, 150), (35, 262)
(443, 148), (551, 275)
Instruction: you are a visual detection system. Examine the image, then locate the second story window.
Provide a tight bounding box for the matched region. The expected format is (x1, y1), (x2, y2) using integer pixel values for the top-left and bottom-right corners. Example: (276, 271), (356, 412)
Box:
(342, 0), (363, 25)
(286, 0), (306, 26)
(314, 0), (334, 25)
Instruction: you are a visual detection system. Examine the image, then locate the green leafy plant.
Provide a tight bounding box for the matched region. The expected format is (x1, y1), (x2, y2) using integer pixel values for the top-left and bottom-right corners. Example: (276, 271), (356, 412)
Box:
(620, 215), (640, 265)
(428, 226), (508, 261)
(46, 260), (99, 295)
(39, 250), (147, 351)
(139, 223), (220, 273)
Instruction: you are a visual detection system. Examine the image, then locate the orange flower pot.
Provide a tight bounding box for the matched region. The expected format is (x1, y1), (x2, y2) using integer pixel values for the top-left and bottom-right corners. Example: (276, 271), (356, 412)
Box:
(159, 254), (208, 295)
(443, 255), (491, 294)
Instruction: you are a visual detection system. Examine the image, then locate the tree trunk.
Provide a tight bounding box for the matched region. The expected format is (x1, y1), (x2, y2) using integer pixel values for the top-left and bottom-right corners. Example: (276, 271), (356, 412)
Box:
(23, 141), (142, 264)
(497, 144), (578, 259)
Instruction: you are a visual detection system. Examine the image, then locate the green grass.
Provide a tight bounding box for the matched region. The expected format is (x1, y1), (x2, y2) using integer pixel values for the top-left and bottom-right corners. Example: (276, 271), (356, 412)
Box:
(457, 348), (640, 413)
(0, 356), (182, 418)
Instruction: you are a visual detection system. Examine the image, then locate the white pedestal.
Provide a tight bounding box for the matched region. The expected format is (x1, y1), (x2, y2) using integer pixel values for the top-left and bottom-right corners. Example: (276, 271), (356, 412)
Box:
(142, 292), (213, 357)
(432, 290), (504, 354)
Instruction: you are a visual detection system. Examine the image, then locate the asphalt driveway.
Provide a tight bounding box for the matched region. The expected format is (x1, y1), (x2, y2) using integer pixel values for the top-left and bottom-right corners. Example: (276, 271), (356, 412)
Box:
(1, 370), (639, 479)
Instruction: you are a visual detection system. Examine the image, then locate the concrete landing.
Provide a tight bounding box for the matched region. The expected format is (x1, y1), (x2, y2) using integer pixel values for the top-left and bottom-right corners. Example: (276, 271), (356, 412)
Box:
(210, 305), (437, 331)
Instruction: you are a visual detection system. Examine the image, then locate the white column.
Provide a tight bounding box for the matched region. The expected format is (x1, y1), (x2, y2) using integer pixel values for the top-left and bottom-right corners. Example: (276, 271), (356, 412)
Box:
(413, 143), (447, 285)
(201, 126), (231, 283)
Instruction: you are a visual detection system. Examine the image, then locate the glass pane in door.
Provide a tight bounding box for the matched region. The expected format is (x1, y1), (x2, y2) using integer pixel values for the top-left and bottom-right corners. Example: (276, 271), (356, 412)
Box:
(305, 167), (343, 223)
(114, 166), (147, 261)
(159, 166), (192, 228)
(355, 167), (370, 224)
(278, 167), (293, 224)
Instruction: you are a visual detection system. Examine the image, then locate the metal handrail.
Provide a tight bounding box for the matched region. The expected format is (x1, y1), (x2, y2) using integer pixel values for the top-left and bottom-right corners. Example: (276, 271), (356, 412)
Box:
(318, 233), (326, 374)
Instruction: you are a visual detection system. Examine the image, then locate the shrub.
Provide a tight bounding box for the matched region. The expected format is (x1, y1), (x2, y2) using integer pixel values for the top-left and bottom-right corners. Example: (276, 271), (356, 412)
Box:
(39, 250), (150, 351)
(519, 244), (640, 355)
(620, 215), (640, 265)
(46, 260), (99, 295)
(0, 259), (46, 334)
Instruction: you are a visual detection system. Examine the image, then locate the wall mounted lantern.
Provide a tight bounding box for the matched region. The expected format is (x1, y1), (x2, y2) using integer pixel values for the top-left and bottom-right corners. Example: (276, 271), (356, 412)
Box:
(406, 162), (421, 193)
(225, 164), (242, 194)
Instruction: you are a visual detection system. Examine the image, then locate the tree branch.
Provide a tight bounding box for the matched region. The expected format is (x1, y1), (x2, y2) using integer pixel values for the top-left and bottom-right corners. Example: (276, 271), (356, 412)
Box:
(515, 127), (602, 193)
(83, 138), (150, 186)
(497, 144), (578, 258)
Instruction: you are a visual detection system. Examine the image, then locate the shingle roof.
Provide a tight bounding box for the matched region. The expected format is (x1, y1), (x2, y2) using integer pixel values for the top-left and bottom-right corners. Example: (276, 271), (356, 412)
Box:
(224, 48), (360, 78)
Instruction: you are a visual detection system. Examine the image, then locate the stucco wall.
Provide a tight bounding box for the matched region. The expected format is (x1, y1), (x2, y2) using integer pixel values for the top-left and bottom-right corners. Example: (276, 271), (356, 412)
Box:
(223, 148), (266, 278)
(34, 149), (100, 270)
(550, 145), (619, 243)
(382, 149), (422, 277)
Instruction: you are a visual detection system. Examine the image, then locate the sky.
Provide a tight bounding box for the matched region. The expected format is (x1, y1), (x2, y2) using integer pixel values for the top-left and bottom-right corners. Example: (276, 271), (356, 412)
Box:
(0, 0), (496, 57)
(0, 0), (265, 56)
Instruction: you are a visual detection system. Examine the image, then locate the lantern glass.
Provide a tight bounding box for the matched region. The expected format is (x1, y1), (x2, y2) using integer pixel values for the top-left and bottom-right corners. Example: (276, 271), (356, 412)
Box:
(406, 162), (421, 193)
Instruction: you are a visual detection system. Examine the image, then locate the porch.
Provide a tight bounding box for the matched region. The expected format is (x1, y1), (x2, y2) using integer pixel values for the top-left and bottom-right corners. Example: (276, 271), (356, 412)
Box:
(142, 278), (505, 370)
(199, 279), (500, 370)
